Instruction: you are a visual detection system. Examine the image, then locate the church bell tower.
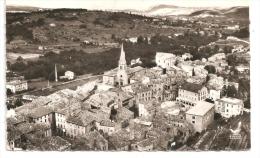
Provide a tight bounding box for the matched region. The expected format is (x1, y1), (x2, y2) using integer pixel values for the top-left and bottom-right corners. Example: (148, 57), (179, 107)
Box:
(117, 44), (128, 86)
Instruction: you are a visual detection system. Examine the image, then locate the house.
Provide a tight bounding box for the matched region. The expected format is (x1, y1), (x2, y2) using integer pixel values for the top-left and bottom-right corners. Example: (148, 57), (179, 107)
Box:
(178, 64), (194, 77)
(131, 138), (154, 151)
(109, 129), (134, 150)
(7, 120), (52, 150)
(36, 136), (71, 151)
(155, 52), (176, 69)
(84, 92), (116, 109)
(115, 107), (134, 128)
(28, 106), (54, 127)
(208, 88), (221, 101)
(235, 65), (250, 74)
(132, 84), (153, 103)
(208, 53), (226, 62)
(96, 119), (119, 135)
(65, 110), (104, 138)
(64, 71), (75, 80)
(10, 39), (27, 46)
(182, 53), (193, 60)
(176, 82), (208, 108)
(83, 131), (108, 150)
(6, 80), (28, 93)
(215, 97), (244, 118)
(22, 95), (39, 102)
(185, 101), (214, 132)
(127, 37), (138, 43)
(193, 66), (208, 78)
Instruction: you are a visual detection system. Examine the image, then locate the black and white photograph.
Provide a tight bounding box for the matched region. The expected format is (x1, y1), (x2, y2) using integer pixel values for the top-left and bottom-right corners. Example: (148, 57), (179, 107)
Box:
(0, 0), (259, 157)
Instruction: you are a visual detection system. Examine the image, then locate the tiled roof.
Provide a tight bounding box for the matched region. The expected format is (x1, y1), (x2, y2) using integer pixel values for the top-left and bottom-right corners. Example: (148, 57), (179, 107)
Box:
(29, 106), (53, 118)
(40, 136), (71, 151)
(180, 82), (204, 93)
(132, 84), (151, 93)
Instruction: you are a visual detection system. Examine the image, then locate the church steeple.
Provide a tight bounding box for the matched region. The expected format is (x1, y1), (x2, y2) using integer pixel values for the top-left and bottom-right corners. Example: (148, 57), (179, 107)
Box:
(117, 43), (128, 86)
(119, 44), (126, 65)
(118, 44), (127, 70)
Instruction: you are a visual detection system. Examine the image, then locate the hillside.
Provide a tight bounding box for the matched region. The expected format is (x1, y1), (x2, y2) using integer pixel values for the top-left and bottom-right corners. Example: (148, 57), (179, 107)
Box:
(6, 5), (41, 12)
(6, 8), (175, 45)
(144, 5), (198, 16)
(222, 7), (249, 19)
(189, 9), (222, 17)
(189, 6), (249, 19)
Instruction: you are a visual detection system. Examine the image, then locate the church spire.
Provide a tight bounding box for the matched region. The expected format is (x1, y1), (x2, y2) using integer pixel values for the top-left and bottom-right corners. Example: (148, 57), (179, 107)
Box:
(119, 43), (126, 65)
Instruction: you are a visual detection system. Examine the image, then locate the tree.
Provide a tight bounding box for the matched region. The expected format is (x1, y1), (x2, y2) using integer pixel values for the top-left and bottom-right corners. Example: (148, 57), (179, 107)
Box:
(214, 45), (220, 53)
(226, 85), (238, 98)
(16, 56), (24, 62)
(14, 99), (23, 108)
(137, 35), (144, 44)
(36, 18), (45, 26)
(6, 89), (13, 96)
(204, 65), (216, 74)
(223, 46), (233, 54)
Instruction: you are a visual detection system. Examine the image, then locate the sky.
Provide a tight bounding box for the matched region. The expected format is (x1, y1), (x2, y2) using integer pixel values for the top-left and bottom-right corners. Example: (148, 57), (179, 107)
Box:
(6, 0), (249, 10)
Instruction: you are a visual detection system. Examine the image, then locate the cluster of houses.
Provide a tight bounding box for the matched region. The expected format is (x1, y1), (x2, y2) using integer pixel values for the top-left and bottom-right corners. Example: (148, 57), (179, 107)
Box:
(6, 72), (28, 94)
(7, 44), (246, 151)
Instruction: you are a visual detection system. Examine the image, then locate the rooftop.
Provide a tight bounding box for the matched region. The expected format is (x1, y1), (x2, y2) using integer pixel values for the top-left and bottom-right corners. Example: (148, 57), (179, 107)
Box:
(6, 80), (27, 85)
(218, 97), (243, 104)
(186, 101), (214, 116)
(156, 52), (176, 59)
(132, 84), (151, 93)
(103, 66), (144, 77)
(180, 82), (204, 93)
(40, 136), (71, 151)
(29, 106), (53, 118)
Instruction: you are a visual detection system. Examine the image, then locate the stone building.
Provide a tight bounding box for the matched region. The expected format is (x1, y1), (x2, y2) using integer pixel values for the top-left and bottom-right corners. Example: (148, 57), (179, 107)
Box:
(185, 101), (214, 132)
(176, 82), (208, 108)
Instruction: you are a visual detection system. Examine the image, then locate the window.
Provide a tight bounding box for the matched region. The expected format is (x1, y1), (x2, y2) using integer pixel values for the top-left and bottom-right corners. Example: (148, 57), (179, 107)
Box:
(192, 121), (195, 124)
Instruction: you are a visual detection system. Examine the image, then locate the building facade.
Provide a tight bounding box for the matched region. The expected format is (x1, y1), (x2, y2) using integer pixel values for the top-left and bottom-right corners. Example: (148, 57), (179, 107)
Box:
(6, 80), (28, 93)
(185, 101), (214, 132)
(155, 52), (176, 69)
(176, 82), (208, 108)
(215, 97), (244, 118)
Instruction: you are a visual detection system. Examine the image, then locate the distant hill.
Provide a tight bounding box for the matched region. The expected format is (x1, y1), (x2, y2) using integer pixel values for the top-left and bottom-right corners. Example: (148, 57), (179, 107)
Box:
(222, 6), (249, 19)
(6, 5), (41, 12)
(189, 9), (222, 16)
(188, 6), (249, 19)
(143, 5), (198, 16)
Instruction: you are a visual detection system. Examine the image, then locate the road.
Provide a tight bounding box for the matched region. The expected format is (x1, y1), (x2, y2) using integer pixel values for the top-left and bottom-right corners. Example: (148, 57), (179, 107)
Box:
(10, 74), (102, 97)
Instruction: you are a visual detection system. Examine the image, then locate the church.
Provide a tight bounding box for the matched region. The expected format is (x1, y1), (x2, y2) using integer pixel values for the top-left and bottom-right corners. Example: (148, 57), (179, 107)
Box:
(102, 44), (144, 87)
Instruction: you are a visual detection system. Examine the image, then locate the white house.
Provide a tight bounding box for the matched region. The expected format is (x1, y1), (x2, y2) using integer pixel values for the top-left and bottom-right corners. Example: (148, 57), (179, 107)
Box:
(6, 80), (28, 93)
(155, 52), (176, 69)
(65, 71), (75, 80)
(208, 89), (221, 101)
(215, 97), (244, 118)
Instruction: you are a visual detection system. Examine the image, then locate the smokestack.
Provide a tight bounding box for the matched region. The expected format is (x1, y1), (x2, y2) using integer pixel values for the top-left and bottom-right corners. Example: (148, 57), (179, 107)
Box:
(55, 64), (58, 82)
